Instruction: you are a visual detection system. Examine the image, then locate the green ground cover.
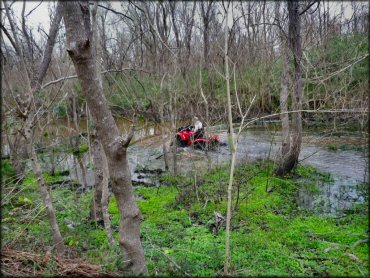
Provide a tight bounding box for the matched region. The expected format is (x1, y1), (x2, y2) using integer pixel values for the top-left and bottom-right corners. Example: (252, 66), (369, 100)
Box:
(1, 160), (368, 276)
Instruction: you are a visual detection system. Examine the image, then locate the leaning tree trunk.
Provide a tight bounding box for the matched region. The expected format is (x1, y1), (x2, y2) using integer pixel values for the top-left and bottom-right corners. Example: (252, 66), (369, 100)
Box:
(61, 2), (147, 274)
(25, 117), (65, 255)
(275, 1), (303, 176)
(3, 0), (65, 255)
(88, 3), (114, 245)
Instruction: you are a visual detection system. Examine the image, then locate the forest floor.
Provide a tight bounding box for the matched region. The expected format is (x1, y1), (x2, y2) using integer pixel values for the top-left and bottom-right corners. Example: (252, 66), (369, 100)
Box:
(1, 160), (368, 276)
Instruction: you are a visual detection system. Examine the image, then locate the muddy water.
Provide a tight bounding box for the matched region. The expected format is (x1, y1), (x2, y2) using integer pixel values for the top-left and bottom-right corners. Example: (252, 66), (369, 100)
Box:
(124, 126), (368, 215)
(4, 119), (367, 215)
(230, 130), (368, 215)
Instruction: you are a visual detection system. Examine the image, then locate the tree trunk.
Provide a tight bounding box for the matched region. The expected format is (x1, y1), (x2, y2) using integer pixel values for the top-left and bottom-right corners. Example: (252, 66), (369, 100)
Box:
(3, 0), (65, 256)
(7, 134), (28, 181)
(77, 156), (87, 190)
(160, 109), (170, 171)
(27, 131), (65, 255)
(90, 138), (104, 222)
(275, 2), (291, 158)
(170, 92), (178, 175)
(90, 137), (106, 222)
(224, 3), (234, 275)
(90, 136), (114, 244)
(275, 1), (303, 176)
(101, 163), (114, 245)
(201, 2), (214, 97)
(280, 44), (291, 158)
(159, 74), (170, 171)
(61, 2), (147, 274)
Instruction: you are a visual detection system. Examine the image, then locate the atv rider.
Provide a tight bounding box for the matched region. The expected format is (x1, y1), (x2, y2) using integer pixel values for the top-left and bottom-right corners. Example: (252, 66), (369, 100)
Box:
(193, 116), (204, 140)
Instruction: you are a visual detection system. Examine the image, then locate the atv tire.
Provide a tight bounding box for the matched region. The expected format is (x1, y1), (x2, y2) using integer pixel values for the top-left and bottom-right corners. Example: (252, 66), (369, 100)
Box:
(177, 135), (187, 147)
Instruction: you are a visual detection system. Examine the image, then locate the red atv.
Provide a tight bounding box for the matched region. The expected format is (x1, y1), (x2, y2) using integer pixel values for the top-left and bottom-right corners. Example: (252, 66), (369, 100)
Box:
(176, 125), (220, 150)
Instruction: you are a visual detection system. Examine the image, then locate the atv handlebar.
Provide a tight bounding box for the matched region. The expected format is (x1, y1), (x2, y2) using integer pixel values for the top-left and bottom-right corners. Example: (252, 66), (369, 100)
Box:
(177, 125), (193, 132)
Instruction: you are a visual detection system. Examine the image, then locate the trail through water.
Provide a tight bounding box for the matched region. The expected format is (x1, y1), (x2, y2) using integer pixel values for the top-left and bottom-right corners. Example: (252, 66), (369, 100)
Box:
(4, 120), (367, 215)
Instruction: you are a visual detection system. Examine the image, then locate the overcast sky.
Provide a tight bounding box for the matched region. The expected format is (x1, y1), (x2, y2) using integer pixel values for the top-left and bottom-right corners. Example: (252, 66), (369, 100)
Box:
(7, 1), (359, 26)
(1, 1), (362, 44)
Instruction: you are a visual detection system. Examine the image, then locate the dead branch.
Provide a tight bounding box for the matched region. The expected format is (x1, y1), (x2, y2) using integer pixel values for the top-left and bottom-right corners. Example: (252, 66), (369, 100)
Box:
(1, 248), (117, 277)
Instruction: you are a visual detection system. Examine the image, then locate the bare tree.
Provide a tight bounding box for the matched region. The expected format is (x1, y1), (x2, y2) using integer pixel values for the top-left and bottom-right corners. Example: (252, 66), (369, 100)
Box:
(60, 2), (147, 274)
(159, 73), (170, 170)
(87, 2), (114, 245)
(223, 4), (257, 272)
(223, 2), (233, 274)
(201, 1), (216, 97)
(2, 0), (65, 255)
(275, 1), (303, 176)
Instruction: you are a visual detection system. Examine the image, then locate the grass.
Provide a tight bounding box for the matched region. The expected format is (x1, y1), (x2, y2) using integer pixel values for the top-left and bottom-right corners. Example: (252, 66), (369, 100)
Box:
(1, 161), (368, 276)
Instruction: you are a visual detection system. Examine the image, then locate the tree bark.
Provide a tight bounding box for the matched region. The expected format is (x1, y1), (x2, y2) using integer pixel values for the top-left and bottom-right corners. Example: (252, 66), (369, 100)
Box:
(275, 1), (303, 176)
(77, 156), (87, 190)
(280, 45), (291, 158)
(90, 137), (105, 222)
(275, 2), (291, 158)
(61, 2), (147, 274)
(90, 136), (114, 244)
(90, 139), (104, 223)
(89, 4), (113, 241)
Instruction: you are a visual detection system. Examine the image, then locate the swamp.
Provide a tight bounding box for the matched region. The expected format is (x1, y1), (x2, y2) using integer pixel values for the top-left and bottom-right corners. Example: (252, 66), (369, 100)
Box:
(1, 1), (369, 277)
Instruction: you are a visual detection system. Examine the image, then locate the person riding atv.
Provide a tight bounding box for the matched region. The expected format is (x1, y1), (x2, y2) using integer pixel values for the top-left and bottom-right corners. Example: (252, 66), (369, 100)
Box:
(176, 117), (219, 150)
(193, 116), (204, 140)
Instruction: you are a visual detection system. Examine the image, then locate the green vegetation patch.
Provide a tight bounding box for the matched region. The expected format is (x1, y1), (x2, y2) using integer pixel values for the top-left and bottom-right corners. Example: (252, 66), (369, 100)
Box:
(111, 163), (368, 276)
(1, 159), (15, 182)
(2, 159), (368, 276)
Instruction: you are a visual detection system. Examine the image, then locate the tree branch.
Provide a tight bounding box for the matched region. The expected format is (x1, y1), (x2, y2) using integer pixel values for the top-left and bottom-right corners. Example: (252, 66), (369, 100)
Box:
(21, 1), (33, 59)
(299, 1), (319, 16)
(41, 68), (152, 89)
(25, 1), (43, 17)
(35, 2), (62, 89)
(122, 124), (135, 148)
(0, 25), (18, 53)
(88, 2), (133, 22)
